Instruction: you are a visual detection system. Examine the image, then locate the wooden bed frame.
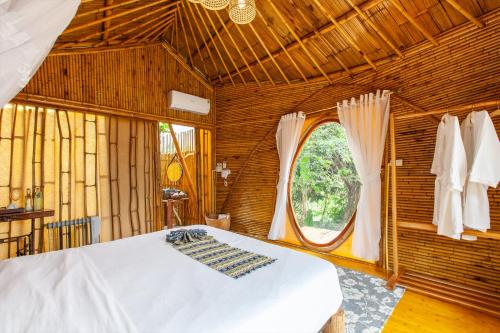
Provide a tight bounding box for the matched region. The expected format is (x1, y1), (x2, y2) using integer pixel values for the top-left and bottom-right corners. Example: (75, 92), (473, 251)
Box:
(321, 308), (345, 333)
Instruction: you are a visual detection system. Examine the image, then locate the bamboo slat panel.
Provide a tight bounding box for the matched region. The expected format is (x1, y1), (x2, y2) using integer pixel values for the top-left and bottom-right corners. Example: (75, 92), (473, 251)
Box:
(215, 11), (500, 293)
(18, 45), (214, 128)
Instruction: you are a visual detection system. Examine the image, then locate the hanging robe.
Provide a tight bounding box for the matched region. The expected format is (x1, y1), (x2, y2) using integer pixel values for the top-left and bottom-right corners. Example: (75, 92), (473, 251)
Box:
(431, 114), (467, 240)
(460, 111), (500, 239)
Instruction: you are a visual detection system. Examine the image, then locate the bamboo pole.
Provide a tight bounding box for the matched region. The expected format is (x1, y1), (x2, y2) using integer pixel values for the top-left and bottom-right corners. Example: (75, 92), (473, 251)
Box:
(267, 0), (332, 83)
(256, 8), (308, 82)
(345, 0), (403, 57)
(76, 0), (142, 19)
(444, 0), (484, 28)
(395, 100), (500, 120)
(214, 10), (260, 85)
(161, 41), (214, 92)
(178, 3), (194, 69)
(88, 7), (177, 47)
(185, 0), (223, 84)
(248, 22), (290, 84)
(136, 19), (174, 44)
(388, 0), (439, 46)
(398, 221), (500, 240)
(122, 17), (174, 45)
(233, 21), (275, 85)
(181, 0), (210, 81)
(194, 4), (235, 86)
(201, 7), (246, 85)
(311, 0), (377, 70)
(293, 6), (353, 78)
(168, 123), (197, 204)
(63, 0), (176, 35)
(389, 113), (399, 279)
(220, 0), (385, 81)
(102, 0), (114, 42)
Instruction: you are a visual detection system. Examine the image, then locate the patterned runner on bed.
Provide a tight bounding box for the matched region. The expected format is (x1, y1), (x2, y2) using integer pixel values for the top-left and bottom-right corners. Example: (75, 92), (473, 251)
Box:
(167, 229), (276, 279)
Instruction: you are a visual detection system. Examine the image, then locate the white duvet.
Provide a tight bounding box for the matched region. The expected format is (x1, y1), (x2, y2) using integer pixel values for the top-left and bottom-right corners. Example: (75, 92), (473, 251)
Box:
(0, 225), (343, 333)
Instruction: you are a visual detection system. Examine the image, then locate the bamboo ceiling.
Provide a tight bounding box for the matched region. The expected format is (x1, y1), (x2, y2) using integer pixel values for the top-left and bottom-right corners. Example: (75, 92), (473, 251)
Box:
(55, 0), (499, 86)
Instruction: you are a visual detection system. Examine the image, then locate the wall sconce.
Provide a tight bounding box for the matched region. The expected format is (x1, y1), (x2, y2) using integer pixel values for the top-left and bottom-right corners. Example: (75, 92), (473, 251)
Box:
(215, 161), (231, 187)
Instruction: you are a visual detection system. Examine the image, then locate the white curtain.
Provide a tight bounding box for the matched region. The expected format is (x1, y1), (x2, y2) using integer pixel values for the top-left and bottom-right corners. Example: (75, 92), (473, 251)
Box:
(0, 0), (80, 107)
(338, 90), (390, 261)
(268, 112), (306, 240)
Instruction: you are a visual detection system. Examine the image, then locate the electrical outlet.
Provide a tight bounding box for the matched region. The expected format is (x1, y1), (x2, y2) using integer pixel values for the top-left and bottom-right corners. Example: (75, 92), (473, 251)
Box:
(390, 159), (403, 166)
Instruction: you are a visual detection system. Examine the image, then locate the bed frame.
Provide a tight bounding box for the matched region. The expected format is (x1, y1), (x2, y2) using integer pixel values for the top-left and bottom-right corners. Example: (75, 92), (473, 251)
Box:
(321, 308), (345, 333)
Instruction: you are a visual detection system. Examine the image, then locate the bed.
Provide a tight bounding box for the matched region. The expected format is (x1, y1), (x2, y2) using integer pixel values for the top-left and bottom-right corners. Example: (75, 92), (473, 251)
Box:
(0, 225), (344, 333)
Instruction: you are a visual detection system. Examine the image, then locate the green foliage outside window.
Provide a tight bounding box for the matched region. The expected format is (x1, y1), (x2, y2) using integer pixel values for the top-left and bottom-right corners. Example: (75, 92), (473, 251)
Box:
(291, 122), (360, 233)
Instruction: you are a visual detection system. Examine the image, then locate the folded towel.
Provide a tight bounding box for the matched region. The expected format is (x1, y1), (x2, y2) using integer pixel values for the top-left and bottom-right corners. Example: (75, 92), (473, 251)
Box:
(166, 229), (208, 245)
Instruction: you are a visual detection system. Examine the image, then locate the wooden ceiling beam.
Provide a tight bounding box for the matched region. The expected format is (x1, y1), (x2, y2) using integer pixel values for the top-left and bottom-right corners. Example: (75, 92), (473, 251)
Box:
(185, 0), (224, 84)
(444, 0), (484, 28)
(60, 6), (176, 48)
(122, 16), (173, 45)
(345, 0), (403, 58)
(151, 21), (173, 43)
(202, 7), (247, 85)
(256, 8), (308, 83)
(161, 41), (213, 91)
(194, 4), (236, 86)
(102, 0), (114, 42)
(191, 15), (233, 61)
(220, 0), (384, 82)
(141, 20), (173, 43)
(267, 0), (331, 83)
(76, 0), (142, 19)
(388, 0), (439, 46)
(63, 0), (176, 35)
(178, 4), (195, 69)
(215, 11), (261, 86)
(293, 6), (352, 78)
(181, 0), (211, 81)
(312, 0), (376, 70)
(232, 20), (276, 85)
(248, 22), (290, 84)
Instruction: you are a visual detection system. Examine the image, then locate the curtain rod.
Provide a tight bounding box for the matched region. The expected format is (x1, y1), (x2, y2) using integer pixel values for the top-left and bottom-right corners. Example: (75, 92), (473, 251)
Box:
(395, 100), (500, 121)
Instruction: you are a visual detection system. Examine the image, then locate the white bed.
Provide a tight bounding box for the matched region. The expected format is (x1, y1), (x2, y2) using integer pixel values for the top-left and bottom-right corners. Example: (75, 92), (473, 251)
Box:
(0, 225), (343, 333)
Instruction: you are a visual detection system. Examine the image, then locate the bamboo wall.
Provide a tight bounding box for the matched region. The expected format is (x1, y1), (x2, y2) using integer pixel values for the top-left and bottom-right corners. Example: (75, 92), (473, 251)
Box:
(215, 11), (500, 293)
(17, 44), (215, 128)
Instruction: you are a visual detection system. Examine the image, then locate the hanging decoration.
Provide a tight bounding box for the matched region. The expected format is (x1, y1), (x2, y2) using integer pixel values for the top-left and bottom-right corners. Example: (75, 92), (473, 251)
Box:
(229, 0), (256, 24)
(188, 0), (201, 3)
(200, 0), (230, 10)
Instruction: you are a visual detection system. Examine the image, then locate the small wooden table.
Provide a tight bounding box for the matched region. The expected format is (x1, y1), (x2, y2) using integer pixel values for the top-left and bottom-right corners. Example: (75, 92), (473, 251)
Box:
(162, 198), (189, 229)
(0, 209), (54, 255)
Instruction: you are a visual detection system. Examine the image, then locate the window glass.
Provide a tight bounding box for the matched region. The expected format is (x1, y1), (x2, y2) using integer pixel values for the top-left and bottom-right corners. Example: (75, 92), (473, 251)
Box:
(290, 122), (360, 245)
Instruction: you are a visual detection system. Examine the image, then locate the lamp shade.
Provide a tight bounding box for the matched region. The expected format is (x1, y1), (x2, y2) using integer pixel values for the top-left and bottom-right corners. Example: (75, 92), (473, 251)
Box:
(201, 0), (230, 10)
(229, 0), (256, 24)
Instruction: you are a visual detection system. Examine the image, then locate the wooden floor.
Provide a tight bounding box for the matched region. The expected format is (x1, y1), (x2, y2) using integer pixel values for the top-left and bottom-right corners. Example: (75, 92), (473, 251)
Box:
(268, 240), (500, 333)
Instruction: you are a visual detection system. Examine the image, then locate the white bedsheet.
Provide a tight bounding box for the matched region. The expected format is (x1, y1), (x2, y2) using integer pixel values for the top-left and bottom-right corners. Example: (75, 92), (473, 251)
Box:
(0, 249), (137, 333)
(0, 225), (343, 333)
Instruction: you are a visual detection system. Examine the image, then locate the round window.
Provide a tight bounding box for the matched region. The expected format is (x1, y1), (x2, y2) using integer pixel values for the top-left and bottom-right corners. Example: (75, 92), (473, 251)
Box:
(289, 121), (360, 249)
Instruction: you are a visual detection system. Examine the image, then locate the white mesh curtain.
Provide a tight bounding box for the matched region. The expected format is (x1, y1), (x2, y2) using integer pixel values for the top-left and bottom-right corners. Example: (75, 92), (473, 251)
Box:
(268, 112), (305, 240)
(0, 0), (80, 107)
(338, 90), (390, 261)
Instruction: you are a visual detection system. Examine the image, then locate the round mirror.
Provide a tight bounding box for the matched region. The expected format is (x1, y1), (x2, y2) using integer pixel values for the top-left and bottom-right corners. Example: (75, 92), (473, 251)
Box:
(167, 161), (183, 182)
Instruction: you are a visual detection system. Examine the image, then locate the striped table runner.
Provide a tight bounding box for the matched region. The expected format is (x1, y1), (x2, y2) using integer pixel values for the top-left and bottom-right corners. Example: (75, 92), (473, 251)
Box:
(172, 237), (276, 279)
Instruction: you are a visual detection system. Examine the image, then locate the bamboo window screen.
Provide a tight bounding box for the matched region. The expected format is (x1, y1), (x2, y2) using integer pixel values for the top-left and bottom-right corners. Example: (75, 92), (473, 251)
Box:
(0, 104), (161, 259)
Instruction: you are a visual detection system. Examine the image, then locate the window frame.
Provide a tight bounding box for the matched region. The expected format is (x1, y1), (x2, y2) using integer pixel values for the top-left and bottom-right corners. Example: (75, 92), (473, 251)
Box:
(286, 117), (356, 252)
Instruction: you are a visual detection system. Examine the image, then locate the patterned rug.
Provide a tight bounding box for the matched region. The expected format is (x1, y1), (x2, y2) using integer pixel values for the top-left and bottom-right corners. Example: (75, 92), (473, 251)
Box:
(337, 267), (405, 333)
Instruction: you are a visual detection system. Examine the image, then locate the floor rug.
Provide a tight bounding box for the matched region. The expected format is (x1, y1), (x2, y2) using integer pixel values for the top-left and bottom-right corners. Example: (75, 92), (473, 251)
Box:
(337, 266), (405, 333)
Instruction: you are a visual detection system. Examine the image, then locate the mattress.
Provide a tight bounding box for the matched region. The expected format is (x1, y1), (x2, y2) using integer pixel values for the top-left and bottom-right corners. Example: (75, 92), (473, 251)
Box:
(0, 225), (343, 333)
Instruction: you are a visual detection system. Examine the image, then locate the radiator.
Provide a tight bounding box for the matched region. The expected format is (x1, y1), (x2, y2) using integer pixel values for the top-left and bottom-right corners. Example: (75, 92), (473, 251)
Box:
(46, 216), (100, 251)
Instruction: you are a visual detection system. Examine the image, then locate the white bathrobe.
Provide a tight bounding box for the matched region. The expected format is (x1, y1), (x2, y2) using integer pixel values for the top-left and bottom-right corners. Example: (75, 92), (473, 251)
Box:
(461, 111), (500, 239)
(431, 114), (467, 239)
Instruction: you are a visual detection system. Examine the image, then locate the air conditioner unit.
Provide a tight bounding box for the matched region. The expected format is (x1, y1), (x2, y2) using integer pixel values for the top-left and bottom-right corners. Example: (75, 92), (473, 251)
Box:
(167, 90), (211, 115)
